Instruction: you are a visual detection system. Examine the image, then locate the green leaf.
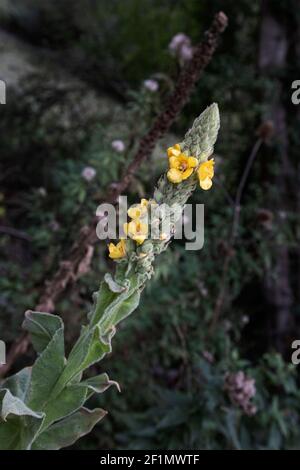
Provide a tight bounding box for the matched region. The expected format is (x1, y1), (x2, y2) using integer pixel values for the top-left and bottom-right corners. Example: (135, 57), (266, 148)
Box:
(40, 384), (88, 431)
(0, 389), (43, 421)
(23, 311), (64, 354)
(1, 367), (31, 401)
(65, 277), (140, 383)
(89, 282), (118, 326)
(0, 415), (44, 450)
(78, 326), (114, 372)
(27, 327), (65, 410)
(104, 273), (128, 293)
(98, 286), (141, 335)
(0, 389), (44, 450)
(90, 273), (140, 330)
(60, 326), (111, 387)
(31, 408), (107, 450)
(81, 372), (120, 395)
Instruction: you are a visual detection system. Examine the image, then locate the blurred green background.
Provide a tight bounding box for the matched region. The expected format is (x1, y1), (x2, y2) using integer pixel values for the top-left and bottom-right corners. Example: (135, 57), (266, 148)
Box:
(1, 0), (300, 450)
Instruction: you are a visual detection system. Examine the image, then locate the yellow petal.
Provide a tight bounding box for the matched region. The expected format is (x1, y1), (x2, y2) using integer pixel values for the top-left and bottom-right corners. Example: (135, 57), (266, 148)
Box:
(169, 156), (180, 169)
(188, 156), (198, 168)
(167, 147), (180, 158)
(133, 234), (147, 245)
(108, 241), (126, 259)
(167, 168), (183, 183)
(167, 147), (173, 157)
(127, 217), (148, 245)
(167, 143), (181, 158)
(123, 222), (128, 235)
(128, 219), (148, 237)
(137, 220), (148, 235)
(119, 239), (126, 255)
(108, 242), (115, 252)
(128, 199), (149, 219)
(141, 198), (149, 207)
(127, 220), (135, 234)
(178, 154), (189, 163)
(181, 168), (194, 180)
(127, 207), (140, 219)
(199, 177), (213, 190)
(198, 159), (215, 180)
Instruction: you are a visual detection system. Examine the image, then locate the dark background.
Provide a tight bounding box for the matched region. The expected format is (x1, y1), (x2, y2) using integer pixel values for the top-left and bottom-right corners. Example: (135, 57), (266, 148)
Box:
(0, 0), (300, 449)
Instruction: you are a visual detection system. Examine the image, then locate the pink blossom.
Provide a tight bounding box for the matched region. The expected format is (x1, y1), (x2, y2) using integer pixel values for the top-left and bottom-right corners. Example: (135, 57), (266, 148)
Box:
(81, 166), (96, 182)
(111, 140), (125, 153)
(180, 44), (193, 62)
(224, 371), (257, 416)
(169, 33), (190, 53)
(143, 79), (159, 92)
(168, 33), (193, 63)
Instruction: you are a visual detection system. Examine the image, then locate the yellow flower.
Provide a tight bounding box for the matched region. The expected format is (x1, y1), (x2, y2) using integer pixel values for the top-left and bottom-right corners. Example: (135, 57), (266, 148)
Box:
(198, 158), (215, 190)
(124, 219), (148, 245)
(127, 198), (149, 219)
(108, 239), (126, 259)
(167, 153), (198, 184)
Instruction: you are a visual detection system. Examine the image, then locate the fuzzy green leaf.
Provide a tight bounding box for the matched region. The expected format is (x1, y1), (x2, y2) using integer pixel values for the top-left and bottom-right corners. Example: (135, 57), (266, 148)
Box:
(23, 311), (64, 354)
(27, 327), (65, 410)
(104, 273), (128, 293)
(31, 407), (107, 450)
(1, 367), (32, 401)
(97, 280), (141, 335)
(0, 389), (43, 421)
(0, 415), (44, 450)
(40, 384), (88, 431)
(81, 372), (120, 395)
(0, 389), (44, 450)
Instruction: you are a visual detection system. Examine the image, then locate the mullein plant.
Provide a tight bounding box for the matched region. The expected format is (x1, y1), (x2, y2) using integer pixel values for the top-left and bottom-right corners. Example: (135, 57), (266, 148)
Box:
(0, 104), (220, 450)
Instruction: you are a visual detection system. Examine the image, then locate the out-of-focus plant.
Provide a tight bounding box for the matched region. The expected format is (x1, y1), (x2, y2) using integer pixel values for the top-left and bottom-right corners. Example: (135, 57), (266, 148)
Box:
(113, 351), (300, 450)
(0, 104), (220, 449)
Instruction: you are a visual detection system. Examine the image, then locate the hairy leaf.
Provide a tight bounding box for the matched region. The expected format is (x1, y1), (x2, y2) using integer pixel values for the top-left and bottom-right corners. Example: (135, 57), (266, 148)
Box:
(31, 408), (107, 450)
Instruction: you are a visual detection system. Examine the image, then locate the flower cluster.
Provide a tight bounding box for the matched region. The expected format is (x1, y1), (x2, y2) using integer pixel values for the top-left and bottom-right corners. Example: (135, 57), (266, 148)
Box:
(224, 371), (257, 416)
(167, 144), (198, 183)
(166, 143), (215, 190)
(124, 198), (149, 246)
(108, 199), (151, 259)
(108, 141), (215, 259)
(107, 104), (219, 262)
